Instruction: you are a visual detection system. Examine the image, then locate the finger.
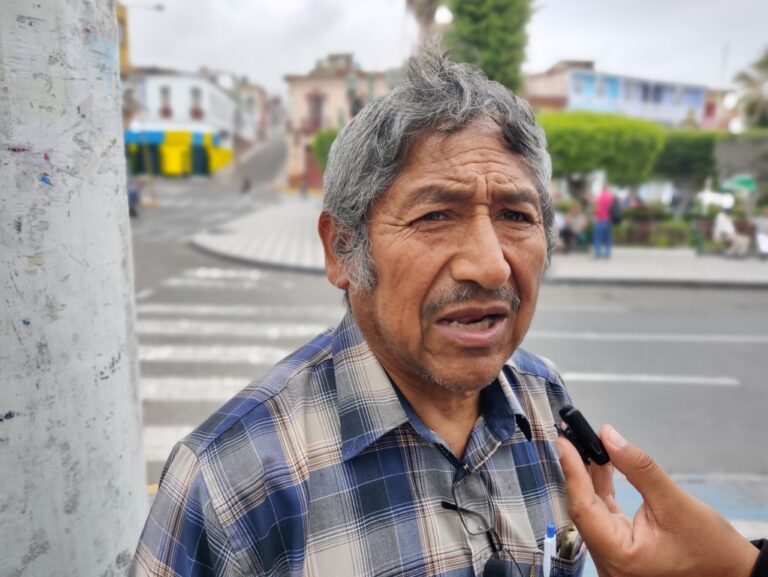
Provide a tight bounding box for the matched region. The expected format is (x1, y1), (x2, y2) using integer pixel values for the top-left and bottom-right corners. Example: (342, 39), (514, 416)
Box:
(600, 425), (685, 512)
(556, 437), (613, 531)
(588, 457), (621, 515)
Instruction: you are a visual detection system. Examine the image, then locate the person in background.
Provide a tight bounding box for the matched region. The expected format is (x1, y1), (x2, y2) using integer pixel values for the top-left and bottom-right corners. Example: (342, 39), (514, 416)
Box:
(560, 202), (588, 254)
(713, 207), (750, 258)
(593, 186), (614, 259)
(753, 207), (768, 261)
(240, 175), (252, 194)
(557, 425), (766, 577)
(554, 208), (567, 252)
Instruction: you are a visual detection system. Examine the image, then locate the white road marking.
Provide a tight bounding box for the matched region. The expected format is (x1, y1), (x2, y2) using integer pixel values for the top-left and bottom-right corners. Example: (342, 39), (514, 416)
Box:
(137, 319), (329, 339)
(563, 372), (739, 387)
(140, 377), (249, 402)
(136, 303), (345, 319)
(528, 330), (768, 344)
(161, 277), (295, 290)
(139, 344), (291, 365)
(183, 267), (267, 281)
(535, 304), (628, 313)
(135, 289), (154, 300)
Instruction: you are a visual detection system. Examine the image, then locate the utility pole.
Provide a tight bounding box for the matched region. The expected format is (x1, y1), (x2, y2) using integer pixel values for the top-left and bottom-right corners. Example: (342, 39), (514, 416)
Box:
(0, 2), (146, 576)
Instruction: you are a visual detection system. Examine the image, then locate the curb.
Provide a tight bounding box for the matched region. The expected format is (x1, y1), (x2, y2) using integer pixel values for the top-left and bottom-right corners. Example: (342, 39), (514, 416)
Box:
(188, 238), (327, 276)
(188, 236), (768, 290)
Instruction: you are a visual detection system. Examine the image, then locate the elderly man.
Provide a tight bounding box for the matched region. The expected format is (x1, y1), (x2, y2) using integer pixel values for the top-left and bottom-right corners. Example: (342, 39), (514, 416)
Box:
(132, 49), (580, 577)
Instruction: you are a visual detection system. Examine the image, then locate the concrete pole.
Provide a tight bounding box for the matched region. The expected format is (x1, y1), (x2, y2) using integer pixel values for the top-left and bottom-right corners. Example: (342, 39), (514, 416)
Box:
(0, 2), (146, 576)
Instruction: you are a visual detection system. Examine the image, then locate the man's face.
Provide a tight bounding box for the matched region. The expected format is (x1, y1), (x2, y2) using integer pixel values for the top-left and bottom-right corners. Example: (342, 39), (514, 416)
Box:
(334, 123), (548, 395)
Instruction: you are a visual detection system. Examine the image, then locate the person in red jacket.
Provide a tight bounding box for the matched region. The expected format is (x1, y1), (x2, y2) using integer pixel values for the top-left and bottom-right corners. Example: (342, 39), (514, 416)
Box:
(593, 186), (615, 259)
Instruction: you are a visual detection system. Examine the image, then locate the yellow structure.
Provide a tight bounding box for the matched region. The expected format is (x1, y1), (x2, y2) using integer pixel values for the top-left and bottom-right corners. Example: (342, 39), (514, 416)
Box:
(117, 3), (130, 76)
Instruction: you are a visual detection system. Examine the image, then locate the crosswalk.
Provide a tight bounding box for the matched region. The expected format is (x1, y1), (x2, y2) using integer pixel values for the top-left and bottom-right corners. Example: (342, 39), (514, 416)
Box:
(137, 266), (345, 484)
(131, 195), (269, 244)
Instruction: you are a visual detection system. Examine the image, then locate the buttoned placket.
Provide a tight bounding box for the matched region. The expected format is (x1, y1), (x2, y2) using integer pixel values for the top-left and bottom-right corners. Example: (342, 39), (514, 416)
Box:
(435, 418), (508, 576)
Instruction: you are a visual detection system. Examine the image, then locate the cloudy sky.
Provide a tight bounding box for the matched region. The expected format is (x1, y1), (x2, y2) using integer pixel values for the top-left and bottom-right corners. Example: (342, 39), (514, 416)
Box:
(128, 0), (767, 97)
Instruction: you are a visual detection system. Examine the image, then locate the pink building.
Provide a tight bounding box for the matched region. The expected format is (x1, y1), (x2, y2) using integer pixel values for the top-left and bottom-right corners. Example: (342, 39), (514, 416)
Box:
(284, 54), (395, 189)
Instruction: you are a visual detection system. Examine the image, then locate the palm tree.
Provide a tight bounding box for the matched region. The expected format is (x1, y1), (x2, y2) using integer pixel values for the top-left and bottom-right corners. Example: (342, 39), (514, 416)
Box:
(406, 0), (440, 46)
(734, 46), (768, 128)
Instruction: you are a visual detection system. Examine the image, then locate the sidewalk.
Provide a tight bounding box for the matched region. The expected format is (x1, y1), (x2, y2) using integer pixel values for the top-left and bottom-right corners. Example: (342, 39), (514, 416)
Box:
(191, 193), (768, 288)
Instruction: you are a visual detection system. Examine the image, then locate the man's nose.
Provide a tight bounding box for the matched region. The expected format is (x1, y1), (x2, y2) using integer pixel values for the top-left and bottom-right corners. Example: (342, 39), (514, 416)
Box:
(449, 217), (511, 290)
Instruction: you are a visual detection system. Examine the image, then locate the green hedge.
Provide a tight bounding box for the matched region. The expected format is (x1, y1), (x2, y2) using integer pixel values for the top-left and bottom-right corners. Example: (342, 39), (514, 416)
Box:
(539, 111), (666, 186)
(613, 220), (692, 247)
(310, 128), (340, 171)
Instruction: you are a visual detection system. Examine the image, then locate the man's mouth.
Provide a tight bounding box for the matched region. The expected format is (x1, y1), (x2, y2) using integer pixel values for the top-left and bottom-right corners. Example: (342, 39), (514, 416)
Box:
(434, 306), (511, 347)
(440, 313), (504, 331)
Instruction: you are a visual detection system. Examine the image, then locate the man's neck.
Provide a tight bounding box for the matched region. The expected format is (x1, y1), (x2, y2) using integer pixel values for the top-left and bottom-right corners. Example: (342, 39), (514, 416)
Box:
(394, 380), (482, 460)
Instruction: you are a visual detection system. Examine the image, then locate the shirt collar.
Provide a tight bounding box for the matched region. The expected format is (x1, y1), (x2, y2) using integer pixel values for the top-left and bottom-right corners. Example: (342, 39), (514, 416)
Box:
(332, 311), (532, 462)
(332, 312), (409, 462)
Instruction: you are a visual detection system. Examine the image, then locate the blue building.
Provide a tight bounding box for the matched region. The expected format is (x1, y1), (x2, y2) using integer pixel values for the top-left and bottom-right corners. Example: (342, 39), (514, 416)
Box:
(526, 61), (707, 126)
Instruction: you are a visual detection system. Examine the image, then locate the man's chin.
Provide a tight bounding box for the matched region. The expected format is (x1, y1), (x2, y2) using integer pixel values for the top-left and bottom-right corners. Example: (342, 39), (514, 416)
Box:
(422, 367), (500, 395)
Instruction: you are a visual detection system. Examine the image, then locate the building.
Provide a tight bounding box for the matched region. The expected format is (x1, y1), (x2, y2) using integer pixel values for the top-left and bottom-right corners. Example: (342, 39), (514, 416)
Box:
(123, 67), (254, 176)
(525, 61), (708, 127)
(700, 89), (740, 131)
(284, 53), (400, 188)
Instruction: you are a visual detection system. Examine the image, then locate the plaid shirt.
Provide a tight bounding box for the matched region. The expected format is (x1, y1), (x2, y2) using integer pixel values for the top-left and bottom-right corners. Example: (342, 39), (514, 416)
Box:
(132, 312), (585, 577)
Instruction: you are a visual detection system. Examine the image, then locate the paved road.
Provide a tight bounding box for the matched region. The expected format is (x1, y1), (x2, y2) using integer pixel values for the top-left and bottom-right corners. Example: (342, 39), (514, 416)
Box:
(129, 142), (768, 574)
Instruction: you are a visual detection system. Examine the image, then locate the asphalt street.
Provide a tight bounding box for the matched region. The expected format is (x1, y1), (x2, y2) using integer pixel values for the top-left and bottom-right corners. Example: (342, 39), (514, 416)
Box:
(129, 141), (768, 574)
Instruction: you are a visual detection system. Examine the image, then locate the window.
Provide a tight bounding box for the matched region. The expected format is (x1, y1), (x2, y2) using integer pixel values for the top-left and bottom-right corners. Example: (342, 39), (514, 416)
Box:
(596, 77), (604, 98)
(190, 86), (204, 120)
(160, 85), (172, 118)
(573, 76), (583, 95)
(305, 92), (325, 132)
(624, 81), (634, 101)
(640, 83), (651, 103)
(309, 94), (324, 122)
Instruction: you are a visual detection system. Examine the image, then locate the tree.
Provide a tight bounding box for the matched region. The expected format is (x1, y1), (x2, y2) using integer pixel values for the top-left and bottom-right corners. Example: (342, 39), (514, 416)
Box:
(734, 45), (768, 128)
(311, 127), (340, 171)
(538, 112), (666, 198)
(654, 130), (719, 218)
(445, 0), (531, 93)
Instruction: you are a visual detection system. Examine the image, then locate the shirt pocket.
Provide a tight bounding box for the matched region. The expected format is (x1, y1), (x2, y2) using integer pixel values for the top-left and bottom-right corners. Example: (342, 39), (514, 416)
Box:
(549, 541), (587, 577)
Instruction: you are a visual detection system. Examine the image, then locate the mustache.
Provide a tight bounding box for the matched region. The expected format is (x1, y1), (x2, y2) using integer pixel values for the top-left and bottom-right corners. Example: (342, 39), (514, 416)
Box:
(423, 283), (521, 317)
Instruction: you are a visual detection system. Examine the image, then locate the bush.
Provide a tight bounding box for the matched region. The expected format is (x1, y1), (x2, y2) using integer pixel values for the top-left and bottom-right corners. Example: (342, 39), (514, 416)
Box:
(621, 202), (672, 221)
(538, 111), (666, 186)
(649, 221), (692, 247)
(613, 220), (692, 247)
(654, 130), (719, 188)
(310, 128), (340, 171)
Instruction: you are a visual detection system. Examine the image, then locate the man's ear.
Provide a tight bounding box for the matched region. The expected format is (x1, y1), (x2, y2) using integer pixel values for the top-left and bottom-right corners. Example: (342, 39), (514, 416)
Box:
(318, 211), (350, 290)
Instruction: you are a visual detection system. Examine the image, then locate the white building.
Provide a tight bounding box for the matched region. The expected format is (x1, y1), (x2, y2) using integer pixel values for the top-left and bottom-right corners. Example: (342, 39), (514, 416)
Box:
(123, 67), (254, 175)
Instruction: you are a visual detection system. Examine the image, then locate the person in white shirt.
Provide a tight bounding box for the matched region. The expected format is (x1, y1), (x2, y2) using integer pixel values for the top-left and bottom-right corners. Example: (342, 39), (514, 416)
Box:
(713, 208), (749, 257)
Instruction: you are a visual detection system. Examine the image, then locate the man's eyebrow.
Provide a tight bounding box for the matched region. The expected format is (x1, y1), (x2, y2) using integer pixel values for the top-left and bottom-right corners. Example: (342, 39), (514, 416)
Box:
(403, 186), (541, 208)
(409, 186), (471, 205)
(495, 188), (541, 209)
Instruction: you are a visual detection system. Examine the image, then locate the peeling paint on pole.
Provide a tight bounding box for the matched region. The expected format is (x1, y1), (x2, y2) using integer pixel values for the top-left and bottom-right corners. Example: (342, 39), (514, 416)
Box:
(0, 2), (146, 576)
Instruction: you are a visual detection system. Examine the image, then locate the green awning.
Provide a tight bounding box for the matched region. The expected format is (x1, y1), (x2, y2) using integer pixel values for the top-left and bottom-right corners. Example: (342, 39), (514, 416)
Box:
(721, 174), (757, 193)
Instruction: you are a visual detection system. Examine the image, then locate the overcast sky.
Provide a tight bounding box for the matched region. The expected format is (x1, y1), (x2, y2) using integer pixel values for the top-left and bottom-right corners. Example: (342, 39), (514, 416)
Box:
(128, 0), (767, 98)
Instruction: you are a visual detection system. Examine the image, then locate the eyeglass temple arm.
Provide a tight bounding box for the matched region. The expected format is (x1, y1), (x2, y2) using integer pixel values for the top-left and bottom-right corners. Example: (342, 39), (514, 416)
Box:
(441, 500), (502, 555)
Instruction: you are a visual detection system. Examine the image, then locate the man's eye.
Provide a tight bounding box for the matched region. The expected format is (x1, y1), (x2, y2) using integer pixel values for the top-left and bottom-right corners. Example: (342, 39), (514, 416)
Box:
(503, 211), (531, 222)
(419, 212), (446, 222)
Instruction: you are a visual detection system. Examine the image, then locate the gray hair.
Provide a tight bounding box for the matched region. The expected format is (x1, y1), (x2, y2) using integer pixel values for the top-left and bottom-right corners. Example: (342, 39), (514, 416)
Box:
(322, 47), (554, 291)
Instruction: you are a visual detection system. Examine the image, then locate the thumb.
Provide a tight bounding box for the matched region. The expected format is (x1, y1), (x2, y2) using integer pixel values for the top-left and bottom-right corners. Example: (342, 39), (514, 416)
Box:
(600, 425), (685, 510)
